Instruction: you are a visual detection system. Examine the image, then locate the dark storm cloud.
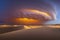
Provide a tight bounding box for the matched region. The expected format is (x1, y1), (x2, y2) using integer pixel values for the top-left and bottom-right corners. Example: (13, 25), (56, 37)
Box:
(0, 0), (55, 24)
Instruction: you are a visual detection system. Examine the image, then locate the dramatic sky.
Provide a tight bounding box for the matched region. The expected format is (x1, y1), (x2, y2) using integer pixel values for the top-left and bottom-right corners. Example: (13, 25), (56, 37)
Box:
(0, 0), (60, 24)
(45, 0), (60, 24)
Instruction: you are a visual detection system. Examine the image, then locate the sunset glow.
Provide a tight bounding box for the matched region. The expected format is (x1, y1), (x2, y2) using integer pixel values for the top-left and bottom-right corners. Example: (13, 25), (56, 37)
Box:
(24, 25), (42, 29)
(16, 18), (40, 24)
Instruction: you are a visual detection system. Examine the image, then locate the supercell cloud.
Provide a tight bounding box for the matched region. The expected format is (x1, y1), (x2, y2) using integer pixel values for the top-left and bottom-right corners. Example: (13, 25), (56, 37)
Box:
(15, 8), (56, 25)
(0, 0), (56, 25)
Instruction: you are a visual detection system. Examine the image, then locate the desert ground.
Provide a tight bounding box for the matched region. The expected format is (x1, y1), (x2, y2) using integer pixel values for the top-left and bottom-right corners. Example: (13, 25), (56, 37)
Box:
(0, 24), (60, 39)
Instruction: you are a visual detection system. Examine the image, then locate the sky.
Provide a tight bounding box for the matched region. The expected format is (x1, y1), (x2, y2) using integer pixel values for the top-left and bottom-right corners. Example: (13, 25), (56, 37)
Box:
(0, 0), (60, 24)
(45, 0), (60, 24)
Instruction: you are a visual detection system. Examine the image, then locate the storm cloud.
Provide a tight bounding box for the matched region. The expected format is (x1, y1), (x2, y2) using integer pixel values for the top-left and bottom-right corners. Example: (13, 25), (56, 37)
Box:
(0, 0), (56, 25)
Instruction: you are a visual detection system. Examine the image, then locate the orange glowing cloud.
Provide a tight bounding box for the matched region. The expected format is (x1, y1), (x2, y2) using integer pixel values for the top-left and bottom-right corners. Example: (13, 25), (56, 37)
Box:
(16, 18), (41, 24)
